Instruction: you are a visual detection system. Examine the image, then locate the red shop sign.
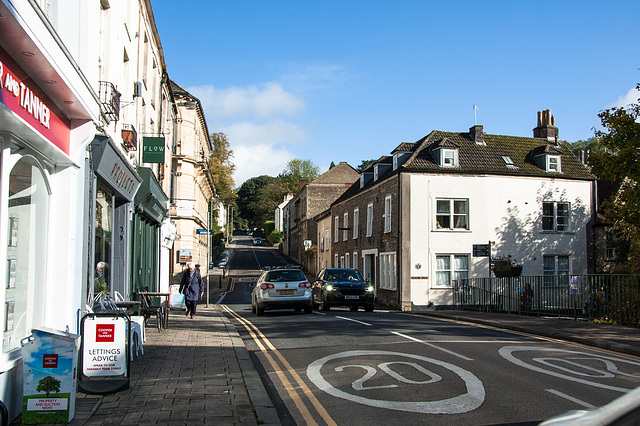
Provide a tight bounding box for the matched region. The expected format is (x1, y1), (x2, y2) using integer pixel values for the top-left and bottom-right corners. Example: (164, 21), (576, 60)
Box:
(0, 46), (70, 155)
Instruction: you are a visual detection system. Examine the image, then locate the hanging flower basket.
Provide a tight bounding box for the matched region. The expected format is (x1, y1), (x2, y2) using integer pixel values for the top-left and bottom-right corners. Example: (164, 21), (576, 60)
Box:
(492, 256), (523, 278)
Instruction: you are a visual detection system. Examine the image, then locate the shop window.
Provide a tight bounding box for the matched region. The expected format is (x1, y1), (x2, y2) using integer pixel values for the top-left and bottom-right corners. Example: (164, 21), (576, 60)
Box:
(4, 157), (50, 353)
(93, 187), (113, 299)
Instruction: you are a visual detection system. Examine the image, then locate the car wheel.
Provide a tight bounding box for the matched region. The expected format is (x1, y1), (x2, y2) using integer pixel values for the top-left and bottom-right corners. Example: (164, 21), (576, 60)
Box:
(364, 305), (374, 312)
(256, 305), (265, 316)
(320, 295), (330, 311)
(349, 306), (359, 312)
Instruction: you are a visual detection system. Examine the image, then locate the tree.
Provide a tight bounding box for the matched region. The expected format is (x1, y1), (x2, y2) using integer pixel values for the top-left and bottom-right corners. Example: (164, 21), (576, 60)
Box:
(588, 85), (640, 272)
(208, 132), (236, 206)
(236, 175), (279, 226)
(36, 376), (61, 397)
(356, 159), (376, 172)
(279, 159), (320, 194)
(249, 182), (287, 227)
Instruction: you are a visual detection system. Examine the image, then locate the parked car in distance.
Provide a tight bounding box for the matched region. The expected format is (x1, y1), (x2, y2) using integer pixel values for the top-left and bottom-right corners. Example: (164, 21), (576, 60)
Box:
(253, 237), (262, 245)
(251, 267), (312, 315)
(312, 268), (374, 312)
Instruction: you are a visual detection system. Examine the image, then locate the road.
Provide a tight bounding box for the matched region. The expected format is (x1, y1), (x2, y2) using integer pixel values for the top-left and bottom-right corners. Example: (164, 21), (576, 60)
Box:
(217, 234), (640, 425)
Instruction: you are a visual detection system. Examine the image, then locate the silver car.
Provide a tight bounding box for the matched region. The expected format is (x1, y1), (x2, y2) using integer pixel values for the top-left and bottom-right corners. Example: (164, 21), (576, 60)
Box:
(251, 267), (312, 315)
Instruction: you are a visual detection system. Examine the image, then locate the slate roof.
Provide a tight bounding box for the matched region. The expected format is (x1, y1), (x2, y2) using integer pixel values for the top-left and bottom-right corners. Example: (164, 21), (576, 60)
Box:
(402, 130), (594, 180)
(331, 128), (594, 207)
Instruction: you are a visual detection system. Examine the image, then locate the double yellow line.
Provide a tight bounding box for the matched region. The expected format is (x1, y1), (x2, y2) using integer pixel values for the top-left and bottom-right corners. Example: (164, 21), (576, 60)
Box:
(220, 305), (337, 426)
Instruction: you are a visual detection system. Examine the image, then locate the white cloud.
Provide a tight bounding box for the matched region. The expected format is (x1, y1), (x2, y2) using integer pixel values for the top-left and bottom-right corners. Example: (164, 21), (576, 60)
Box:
(608, 87), (640, 109)
(220, 121), (307, 186)
(233, 144), (295, 186)
(187, 82), (305, 119)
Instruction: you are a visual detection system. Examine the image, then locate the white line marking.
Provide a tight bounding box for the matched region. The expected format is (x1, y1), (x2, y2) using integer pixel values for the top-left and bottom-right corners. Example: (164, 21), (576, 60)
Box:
(313, 311), (327, 316)
(546, 389), (595, 408)
(336, 316), (372, 326)
(499, 346), (637, 393)
(391, 331), (473, 361)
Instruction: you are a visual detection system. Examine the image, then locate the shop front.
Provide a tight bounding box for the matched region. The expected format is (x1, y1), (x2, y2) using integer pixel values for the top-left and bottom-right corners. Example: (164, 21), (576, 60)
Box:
(0, 44), (77, 420)
(87, 136), (141, 306)
(131, 167), (168, 295)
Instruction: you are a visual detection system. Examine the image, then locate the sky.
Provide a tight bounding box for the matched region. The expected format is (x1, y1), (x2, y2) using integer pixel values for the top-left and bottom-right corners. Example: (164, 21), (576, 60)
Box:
(150, 1), (640, 187)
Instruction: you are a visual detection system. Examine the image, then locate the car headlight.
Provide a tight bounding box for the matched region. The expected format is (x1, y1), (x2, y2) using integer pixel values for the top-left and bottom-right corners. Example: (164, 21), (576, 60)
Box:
(325, 284), (333, 291)
(366, 286), (374, 292)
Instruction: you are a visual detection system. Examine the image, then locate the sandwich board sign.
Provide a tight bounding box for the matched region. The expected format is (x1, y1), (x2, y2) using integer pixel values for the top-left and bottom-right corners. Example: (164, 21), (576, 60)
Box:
(21, 327), (80, 424)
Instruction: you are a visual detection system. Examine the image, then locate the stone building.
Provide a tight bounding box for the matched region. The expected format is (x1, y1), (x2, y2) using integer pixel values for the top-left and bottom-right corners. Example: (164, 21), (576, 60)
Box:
(283, 162), (359, 273)
(329, 111), (595, 310)
(168, 81), (216, 285)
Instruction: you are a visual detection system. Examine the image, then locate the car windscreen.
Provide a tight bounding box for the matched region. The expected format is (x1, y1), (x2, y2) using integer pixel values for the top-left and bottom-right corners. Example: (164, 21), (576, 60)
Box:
(326, 270), (364, 282)
(265, 270), (306, 282)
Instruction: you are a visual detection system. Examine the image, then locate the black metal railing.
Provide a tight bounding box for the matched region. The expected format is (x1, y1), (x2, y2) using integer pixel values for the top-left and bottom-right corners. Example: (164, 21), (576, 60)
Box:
(99, 81), (121, 123)
(453, 274), (640, 327)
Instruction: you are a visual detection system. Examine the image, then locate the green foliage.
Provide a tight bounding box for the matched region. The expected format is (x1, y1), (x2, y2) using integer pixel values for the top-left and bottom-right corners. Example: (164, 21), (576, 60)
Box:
(589, 85), (640, 273)
(278, 159), (320, 194)
(236, 158), (320, 228)
(209, 132), (237, 206)
(357, 159), (376, 172)
(36, 376), (61, 397)
(268, 229), (282, 244)
(263, 220), (275, 236)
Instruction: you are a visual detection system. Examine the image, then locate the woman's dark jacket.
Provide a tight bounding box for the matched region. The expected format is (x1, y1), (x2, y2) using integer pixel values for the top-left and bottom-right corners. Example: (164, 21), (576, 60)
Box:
(179, 269), (203, 302)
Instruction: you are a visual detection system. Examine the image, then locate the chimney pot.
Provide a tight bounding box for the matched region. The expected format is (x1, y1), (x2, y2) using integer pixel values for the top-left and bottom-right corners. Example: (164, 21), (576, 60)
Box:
(533, 109), (559, 141)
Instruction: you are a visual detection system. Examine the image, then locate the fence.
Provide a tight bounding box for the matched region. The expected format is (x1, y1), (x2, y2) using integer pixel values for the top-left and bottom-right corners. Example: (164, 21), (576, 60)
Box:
(453, 274), (640, 327)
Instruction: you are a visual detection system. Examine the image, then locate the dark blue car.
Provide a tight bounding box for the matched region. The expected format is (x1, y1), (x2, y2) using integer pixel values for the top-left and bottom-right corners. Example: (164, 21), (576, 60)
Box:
(312, 268), (375, 312)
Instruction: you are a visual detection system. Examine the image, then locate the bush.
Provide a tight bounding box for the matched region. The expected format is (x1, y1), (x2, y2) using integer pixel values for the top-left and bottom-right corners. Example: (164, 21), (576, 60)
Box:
(268, 230), (282, 245)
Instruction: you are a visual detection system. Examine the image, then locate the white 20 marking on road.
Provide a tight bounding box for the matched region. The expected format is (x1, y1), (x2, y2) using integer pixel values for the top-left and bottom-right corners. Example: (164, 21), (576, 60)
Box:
(306, 350), (485, 414)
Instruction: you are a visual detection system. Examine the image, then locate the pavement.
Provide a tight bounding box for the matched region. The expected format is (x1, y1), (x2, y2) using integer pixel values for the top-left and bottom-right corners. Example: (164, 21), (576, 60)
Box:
(17, 244), (640, 425)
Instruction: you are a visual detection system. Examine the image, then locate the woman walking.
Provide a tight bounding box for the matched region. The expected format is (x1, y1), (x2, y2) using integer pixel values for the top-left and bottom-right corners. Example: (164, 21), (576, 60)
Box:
(179, 262), (204, 319)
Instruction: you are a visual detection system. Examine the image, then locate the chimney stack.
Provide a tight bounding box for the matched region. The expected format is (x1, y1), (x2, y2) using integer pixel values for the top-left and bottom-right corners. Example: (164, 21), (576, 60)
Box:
(299, 180), (309, 190)
(469, 125), (484, 145)
(533, 109), (559, 141)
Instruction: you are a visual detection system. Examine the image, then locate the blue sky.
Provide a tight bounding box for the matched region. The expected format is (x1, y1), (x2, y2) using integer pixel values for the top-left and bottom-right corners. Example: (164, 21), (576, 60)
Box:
(151, 1), (640, 187)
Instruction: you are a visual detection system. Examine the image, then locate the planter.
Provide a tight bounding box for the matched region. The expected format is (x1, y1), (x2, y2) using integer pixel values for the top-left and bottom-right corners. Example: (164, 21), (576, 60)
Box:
(492, 265), (523, 278)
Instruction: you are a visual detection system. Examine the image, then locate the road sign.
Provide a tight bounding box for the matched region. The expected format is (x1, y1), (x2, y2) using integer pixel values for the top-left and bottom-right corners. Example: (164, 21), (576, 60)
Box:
(196, 229), (211, 234)
(473, 244), (490, 257)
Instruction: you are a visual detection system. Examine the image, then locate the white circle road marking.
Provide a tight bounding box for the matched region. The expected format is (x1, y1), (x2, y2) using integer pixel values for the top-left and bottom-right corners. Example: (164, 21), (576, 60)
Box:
(499, 346), (640, 393)
(306, 350), (485, 414)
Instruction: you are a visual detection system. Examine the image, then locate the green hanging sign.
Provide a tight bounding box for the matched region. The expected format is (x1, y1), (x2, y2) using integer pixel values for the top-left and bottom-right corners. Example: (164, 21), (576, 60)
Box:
(142, 137), (165, 163)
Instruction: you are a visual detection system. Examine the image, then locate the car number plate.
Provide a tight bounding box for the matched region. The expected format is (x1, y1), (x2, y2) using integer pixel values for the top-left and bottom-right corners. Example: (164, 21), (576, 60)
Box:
(278, 289), (296, 295)
(344, 295), (359, 300)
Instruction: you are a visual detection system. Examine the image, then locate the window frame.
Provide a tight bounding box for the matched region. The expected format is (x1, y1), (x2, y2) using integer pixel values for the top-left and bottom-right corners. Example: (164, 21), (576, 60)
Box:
(334, 216), (339, 242)
(353, 208), (359, 239)
(343, 213), (348, 241)
(366, 203), (373, 237)
(542, 201), (571, 232)
(380, 252), (397, 290)
(384, 195), (392, 233)
(435, 254), (469, 288)
(435, 198), (469, 230)
(442, 148), (458, 167)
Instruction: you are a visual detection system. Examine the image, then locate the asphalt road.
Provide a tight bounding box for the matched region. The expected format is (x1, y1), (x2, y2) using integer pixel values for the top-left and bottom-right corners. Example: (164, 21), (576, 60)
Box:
(218, 235), (640, 425)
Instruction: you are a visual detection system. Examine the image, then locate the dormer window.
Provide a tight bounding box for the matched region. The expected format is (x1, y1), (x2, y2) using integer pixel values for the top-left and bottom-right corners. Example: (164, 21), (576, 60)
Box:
(360, 175), (365, 188)
(548, 155), (561, 172)
(442, 149), (458, 167)
(374, 167), (379, 181)
(532, 145), (562, 173)
(431, 138), (459, 168)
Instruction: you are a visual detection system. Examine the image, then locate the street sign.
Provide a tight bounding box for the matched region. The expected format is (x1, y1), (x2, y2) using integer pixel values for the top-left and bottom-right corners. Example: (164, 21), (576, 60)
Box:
(473, 244), (490, 257)
(196, 229), (211, 234)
